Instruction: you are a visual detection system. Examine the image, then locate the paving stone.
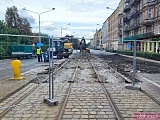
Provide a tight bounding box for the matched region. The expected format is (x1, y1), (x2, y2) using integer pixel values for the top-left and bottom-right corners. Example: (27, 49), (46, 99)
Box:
(1, 55), (159, 120)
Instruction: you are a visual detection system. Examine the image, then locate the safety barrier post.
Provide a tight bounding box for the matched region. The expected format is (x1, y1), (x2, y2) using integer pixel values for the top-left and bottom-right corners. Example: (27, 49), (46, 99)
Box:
(11, 60), (24, 80)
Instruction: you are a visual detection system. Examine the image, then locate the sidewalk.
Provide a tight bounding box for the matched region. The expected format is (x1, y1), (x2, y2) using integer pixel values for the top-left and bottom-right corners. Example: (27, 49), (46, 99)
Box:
(0, 66), (47, 102)
(119, 54), (160, 64)
(0, 59), (66, 103)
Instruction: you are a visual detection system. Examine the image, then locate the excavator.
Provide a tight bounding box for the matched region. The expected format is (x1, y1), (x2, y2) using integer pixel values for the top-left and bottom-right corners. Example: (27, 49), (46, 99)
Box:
(79, 37), (90, 53)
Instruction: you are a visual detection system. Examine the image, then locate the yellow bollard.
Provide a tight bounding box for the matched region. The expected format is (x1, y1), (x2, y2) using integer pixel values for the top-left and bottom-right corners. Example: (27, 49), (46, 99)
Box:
(11, 60), (24, 80)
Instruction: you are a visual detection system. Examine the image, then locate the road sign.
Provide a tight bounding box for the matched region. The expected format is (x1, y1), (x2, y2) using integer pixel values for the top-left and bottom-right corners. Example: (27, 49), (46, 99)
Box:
(127, 44), (131, 48)
(36, 43), (44, 47)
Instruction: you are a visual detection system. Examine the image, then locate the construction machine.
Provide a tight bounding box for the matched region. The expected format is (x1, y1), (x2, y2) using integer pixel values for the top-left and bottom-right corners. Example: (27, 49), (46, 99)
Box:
(79, 37), (90, 53)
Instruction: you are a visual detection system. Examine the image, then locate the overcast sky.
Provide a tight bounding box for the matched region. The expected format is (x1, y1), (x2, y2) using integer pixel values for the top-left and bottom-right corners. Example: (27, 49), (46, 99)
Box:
(0, 0), (120, 39)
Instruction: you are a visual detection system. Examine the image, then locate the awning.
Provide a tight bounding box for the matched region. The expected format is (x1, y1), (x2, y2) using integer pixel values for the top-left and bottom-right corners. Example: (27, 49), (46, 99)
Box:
(123, 32), (160, 41)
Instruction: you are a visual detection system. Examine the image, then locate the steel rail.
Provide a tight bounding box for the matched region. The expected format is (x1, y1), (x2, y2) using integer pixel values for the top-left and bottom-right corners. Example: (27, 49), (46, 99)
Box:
(0, 84), (39, 119)
(42, 59), (70, 83)
(107, 64), (132, 83)
(91, 55), (132, 83)
(0, 59), (70, 119)
(91, 54), (160, 115)
(90, 59), (124, 120)
(140, 89), (160, 106)
(102, 59), (160, 106)
(105, 63), (160, 106)
(56, 60), (80, 120)
(53, 59), (70, 74)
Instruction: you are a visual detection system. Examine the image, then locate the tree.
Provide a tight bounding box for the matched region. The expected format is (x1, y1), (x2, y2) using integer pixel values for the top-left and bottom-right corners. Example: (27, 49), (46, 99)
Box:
(18, 17), (32, 35)
(5, 6), (32, 35)
(5, 6), (19, 28)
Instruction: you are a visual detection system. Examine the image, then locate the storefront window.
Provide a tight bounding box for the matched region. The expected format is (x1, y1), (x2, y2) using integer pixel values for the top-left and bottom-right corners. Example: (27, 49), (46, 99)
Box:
(150, 42), (152, 51)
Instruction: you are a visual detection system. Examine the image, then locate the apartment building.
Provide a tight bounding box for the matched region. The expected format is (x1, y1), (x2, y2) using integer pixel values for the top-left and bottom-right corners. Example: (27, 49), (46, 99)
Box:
(140, 0), (160, 52)
(94, 0), (160, 52)
(101, 20), (108, 49)
(93, 28), (102, 49)
(105, 0), (124, 50)
(123, 0), (160, 52)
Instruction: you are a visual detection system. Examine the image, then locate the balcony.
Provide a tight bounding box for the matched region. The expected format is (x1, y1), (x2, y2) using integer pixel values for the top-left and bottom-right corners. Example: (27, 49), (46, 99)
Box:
(123, 15), (131, 23)
(130, 0), (140, 6)
(118, 31), (122, 36)
(143, 1), (156, 8)
(118, 23), (122, 27)
(155, 15), (160, 22)
(130, 23), (140, 30)
(123, 5), (131, 13)
(141, 18), (154, 26)
(124, 26), (130, 33)
(130, 10), (140, 18)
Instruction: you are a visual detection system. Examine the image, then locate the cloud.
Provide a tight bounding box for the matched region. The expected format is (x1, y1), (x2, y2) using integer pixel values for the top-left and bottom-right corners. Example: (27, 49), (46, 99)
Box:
(4, 0), (13, 3)
(66, 0), (107, 12)
(0, 11), (4, 20)
(18, 8), (36, 24)
(41, 22), (56, 30)
(0, 0), (121, 38)
(64, 0), (120, 13)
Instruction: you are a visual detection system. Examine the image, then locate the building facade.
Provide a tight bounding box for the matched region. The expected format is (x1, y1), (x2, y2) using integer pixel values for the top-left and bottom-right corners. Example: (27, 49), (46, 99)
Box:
(93, 28), (103, 49)
(123, 0), (160, 52)
(105, 0), (124, 50)
(102, 20), (108, 49)
(94, 0), (160, 52)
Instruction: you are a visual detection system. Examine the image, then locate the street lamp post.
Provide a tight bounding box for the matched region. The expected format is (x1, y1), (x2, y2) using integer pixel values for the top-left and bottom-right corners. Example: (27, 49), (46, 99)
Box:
(60, 23), (70, 37)
(96, 24), (102, 49)
(23, 8), (55, 43)
(106, 7), (139, 89)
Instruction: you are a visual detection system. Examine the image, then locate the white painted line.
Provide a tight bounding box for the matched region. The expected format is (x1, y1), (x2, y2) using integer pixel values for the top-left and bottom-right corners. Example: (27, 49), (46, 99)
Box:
(142, 77), (160, 88)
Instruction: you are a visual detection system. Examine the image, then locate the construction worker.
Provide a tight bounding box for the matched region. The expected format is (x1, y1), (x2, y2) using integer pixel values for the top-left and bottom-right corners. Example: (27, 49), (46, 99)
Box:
(36, 47), (42, 62)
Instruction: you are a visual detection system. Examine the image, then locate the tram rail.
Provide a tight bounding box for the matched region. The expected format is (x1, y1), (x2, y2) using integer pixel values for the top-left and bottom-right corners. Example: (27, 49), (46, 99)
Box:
(56, 54), (124, 120)
(0, 59), (70, 119)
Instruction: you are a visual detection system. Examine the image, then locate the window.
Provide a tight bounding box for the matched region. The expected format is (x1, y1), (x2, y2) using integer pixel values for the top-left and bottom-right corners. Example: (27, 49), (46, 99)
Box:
(148, 8), (152, 19)
(155, 7), (157, 17)
(150, 42), (152, 51)
(159, 4), (160, 16)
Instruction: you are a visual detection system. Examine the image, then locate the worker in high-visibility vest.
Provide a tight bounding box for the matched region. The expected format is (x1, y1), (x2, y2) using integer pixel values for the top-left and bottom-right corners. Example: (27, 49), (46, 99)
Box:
(36, 47), (42, 62)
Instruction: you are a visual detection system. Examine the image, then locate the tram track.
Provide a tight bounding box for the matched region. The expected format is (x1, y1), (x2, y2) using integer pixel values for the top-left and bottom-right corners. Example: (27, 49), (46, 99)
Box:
(91, 54), (160, 118)
(0, 58), (71, 119)
(103, 58), (160, 107)
(91, 54), (160, 107)
(56, 54), (124, 120)
(56, 60), (80, 120)
(1, 53), (160, 119)
(90, 60), (124, 120)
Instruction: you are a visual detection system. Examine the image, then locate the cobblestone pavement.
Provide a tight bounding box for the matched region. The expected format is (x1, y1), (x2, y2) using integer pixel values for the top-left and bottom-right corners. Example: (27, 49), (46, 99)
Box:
(0, 53), (160, 120)
(61, 60), (116, 119)
(105, 83), (160, 120)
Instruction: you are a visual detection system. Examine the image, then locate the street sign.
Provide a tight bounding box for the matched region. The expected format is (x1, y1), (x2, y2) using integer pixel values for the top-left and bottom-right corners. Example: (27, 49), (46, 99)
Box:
(36, 43), (44, 47)
(127, 44), (131, 48)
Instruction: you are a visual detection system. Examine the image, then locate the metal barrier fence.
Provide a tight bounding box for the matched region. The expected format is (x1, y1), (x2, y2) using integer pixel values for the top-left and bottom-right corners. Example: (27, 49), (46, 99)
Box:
(0, 34), (49, 102)
(0, 34), (80, 106)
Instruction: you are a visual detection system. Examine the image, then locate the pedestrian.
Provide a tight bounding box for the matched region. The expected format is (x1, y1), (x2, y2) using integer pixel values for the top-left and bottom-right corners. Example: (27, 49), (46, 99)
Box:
(36, 47), (42, 62)
(40, 47), (43, 62)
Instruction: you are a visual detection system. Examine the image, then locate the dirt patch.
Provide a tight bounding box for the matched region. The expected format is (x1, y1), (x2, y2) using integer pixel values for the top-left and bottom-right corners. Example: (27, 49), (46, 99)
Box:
(96, 54), (160, 81)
